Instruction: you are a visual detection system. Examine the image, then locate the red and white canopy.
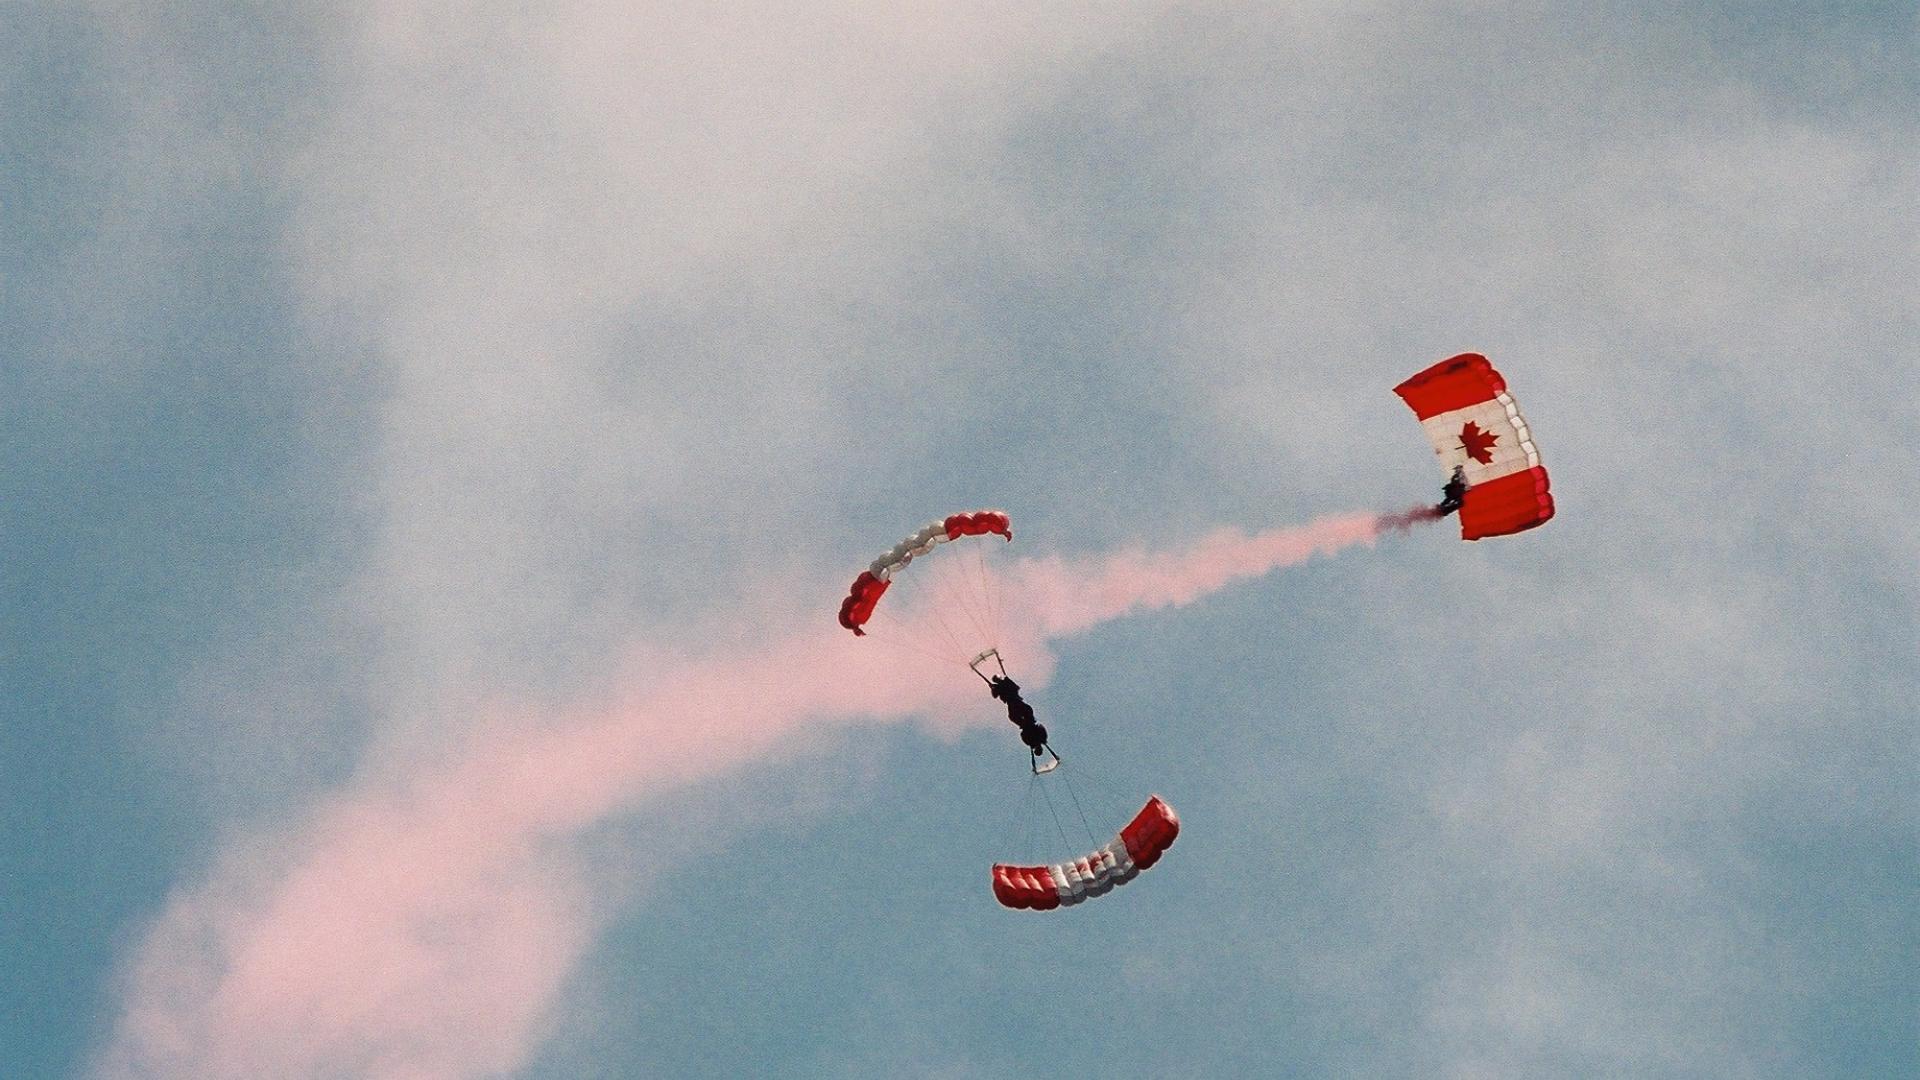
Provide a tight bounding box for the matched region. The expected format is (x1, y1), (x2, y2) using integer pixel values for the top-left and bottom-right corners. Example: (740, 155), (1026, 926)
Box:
(837, 510), (1011, 635)
(1395, 353), (1554, 540)
(991, 796), (1179, 911)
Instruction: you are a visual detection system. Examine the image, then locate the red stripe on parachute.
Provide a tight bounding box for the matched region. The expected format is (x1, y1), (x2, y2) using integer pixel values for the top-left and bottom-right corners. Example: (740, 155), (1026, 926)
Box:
(836, 572), (889, 636)
(1394, 352), (1510, 420)
(1459, 466), (1553, 540)
(944, 510), (1011, 541)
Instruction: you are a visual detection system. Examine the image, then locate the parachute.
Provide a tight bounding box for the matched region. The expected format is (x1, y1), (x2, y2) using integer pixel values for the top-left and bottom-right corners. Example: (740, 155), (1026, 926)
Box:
(992, 796), (1179, 911)
(837, 510), (1011, 636)
(1396, 353), (1554, 540)
(838, 512), (1181, 910)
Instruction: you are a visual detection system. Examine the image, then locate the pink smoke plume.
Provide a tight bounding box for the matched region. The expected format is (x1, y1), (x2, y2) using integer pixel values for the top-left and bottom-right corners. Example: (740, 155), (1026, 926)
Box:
(97, 507), (1436, 1080)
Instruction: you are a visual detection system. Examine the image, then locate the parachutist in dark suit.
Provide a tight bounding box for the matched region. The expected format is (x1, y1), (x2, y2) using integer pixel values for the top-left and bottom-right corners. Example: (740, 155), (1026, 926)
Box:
(989, 675), (1055, 770)
(975, 651), (1060, 772)
(1438, 465), (1467, 515)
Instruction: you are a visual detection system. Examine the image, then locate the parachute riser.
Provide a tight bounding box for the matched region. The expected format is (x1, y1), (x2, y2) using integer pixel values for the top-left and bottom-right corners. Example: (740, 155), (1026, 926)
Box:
(969, 647), (1009, 684)
(1030, 744), (1062, 775)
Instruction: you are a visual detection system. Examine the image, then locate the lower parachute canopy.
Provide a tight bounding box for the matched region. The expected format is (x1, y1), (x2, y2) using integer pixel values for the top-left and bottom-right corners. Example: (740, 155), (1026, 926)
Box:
(1395, 353), (1554, 540)
(992, 796), (1179, 911)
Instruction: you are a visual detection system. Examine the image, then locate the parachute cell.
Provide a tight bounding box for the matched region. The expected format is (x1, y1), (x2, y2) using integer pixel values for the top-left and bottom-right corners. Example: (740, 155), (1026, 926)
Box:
(1395, 353), (1554, 540)
(991, 796), (1179, 911)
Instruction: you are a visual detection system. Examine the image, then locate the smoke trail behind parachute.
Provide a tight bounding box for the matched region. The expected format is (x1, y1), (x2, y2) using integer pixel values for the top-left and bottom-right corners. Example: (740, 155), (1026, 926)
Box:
(98, 505), (1441, 1080)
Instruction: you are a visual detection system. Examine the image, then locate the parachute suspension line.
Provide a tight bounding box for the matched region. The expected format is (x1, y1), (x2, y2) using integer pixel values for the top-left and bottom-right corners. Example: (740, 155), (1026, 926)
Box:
(943, 542), (983, 641)
(928, 607), (971, 664)
(1021, 783), (1033, 862)
(1035, 773), (1074, 852)
(1000, 771), (1039, 862)
(970, 536), (1003, 645)
(862, 609), (935, 662)
(935, 541), (996, 649)
(1022, 774), (1042, 864)
(859, 612), (968, 669)
(1051, 757), (1130, 835)
(929, 553), (978, 646)
(975, 541), (1006, 641)
(1060, 770), (1099, 848)
(955, 539), (991, 638)
(969, 541), (1004, 647)
(915, 562), (975, 662)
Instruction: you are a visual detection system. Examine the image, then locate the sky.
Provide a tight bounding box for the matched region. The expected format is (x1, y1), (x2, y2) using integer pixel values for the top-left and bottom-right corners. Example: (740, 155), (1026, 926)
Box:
(4, 3), (1915, 1078)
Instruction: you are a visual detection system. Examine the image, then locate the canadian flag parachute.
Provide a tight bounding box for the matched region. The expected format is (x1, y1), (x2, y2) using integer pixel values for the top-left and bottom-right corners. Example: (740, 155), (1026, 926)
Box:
(1396, 353), (1555, 540)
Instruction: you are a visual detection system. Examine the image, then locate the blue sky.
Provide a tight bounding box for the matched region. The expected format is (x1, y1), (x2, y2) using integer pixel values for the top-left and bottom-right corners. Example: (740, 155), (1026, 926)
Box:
(5, 4), (1914, 1078)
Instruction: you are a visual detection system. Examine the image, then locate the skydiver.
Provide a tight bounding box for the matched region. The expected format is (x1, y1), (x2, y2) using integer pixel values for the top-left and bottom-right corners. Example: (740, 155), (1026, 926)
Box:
(973, 649), (1058, 770)
(1437, 465), (1467, 515)
(988, 674), (1053, 765)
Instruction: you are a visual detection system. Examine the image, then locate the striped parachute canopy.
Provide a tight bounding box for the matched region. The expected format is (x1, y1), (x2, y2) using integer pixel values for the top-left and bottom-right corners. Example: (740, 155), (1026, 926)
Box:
(992, 796), (1179, 912)
(1395, 354), (1554, 540)
(836, 510), (1011, 636)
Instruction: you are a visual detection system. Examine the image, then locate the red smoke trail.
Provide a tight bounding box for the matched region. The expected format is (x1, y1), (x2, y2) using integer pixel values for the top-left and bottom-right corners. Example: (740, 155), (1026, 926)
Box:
(98, 507), (1437, 1080)
(1012, 506), (1442, 639)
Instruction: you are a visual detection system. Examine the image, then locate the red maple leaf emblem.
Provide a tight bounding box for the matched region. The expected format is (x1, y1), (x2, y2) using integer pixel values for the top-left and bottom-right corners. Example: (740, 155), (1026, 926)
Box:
(1457, 420), (1500, 464)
